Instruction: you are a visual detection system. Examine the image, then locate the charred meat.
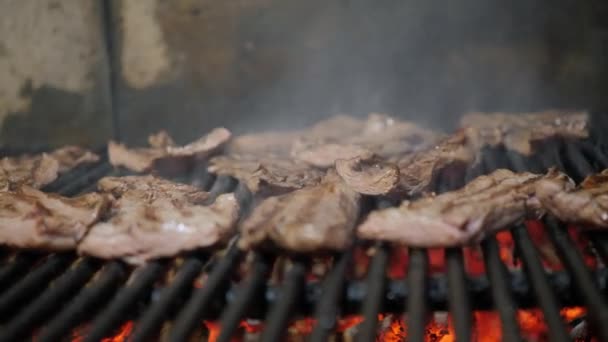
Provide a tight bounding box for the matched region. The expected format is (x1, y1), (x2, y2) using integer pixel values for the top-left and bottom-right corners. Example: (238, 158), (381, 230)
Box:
(0, 146), (99, 190)
(108, 127), (231, 173)
(358, 168), (571, 247)
(291, 113), (441, 168)
(0, 185), (111, 250)
(536, 169), (608, 228)
(78, 175), (239, 265)
(240, 172), (361, 253)
(461, 110), (588, 155)
(396, 131), (474, 197)
(208, 155), (324, 195)
(335, 155), (400, 195)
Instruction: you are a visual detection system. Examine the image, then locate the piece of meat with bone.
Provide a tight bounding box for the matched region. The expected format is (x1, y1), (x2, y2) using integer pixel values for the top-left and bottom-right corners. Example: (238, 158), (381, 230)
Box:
(78, 175), (239, 265)
(208, 155), (323, 195)
(335, 155), (400, 195)
(460, 110), (588, 155)
(239, 171), (361, 253)
(0, 146), (99, 190)
(291, 113), (441, 168)
(536, 169), (608, 228)
(396, 131), (475, 197)
(357, 168), (571, 247)
(0, 185), (111, 250)
(108, 127), (231, 173)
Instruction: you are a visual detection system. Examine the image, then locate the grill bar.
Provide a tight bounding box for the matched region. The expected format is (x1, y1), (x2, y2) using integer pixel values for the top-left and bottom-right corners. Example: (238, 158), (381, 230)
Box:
(511, 225), (570, 342)
(587, 232), (608, 265)
(355, 244), (389, 342)
(0, 252), (38, 292)
(446, 248), (472, 342)
(83, 261), (165, 342)
(405, 248), (429, 342)
(169, 243), (243, 341)
(481, 237), (522, 342)
(0, 253), (73, 319)
(216, 253), (271, 342)
(37, 261), (127, 342)
(309, 251), (351, 342)
(129, 257), (204, 342)
(545, 217), (608, 341)
(260, 259), (307, 342)
(0, 257), (100, 341)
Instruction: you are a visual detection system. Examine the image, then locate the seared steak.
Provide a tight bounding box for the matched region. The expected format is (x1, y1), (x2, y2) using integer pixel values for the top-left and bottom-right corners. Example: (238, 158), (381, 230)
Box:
(396, 131), (475, 197)
(536, 169), (608, 228)
(335, 155), (400, 195)
(358, 168), (570, 247)
(240, 172), (361, 253)
(0, 185), (111, 250)
(291, 114), (441, 168)
(461, 110), (588, 155)
(108, 127), (231, 172)
(0, 146), (99, 190)
(78, 175), (239, 265)
(208, 155), (323, 195)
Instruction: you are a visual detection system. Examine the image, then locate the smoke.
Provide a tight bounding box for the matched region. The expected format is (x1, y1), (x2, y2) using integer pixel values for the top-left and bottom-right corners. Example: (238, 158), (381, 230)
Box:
(229, 0), (594, 134)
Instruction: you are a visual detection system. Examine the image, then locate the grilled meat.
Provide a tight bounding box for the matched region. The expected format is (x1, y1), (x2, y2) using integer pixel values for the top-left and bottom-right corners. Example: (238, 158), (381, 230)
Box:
(536, 169), (608, 228)
(0, 185), (111, 250)
(461, 110), (588, 155)
(358, 168), (570, 247)
(108, 127), (231, 173)
(396, 131), (474, 197)
(208, 155), (324, 195)
(240, 172), (361, 253)
(335, 155), (400, 195)
(79, 175), (238, 265)
(291, 113), (441, 168)
(0, 146), (99, 190)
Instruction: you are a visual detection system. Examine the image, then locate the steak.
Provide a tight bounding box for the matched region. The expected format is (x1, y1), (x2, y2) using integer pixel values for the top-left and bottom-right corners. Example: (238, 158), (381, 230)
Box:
(108, 127), (231, 173)
(396, 131), (475, 197)
(0, 185), (111, 250)
(536, 169), (608, 228)
(335, 155), (400, 195)
(208, 155), (324, 195)
(291, 114), (441, 168)
(461, 110), (588, 155)
(79, 175), (239, 265)
(0, 146), (99, 190)
(240, 172), (361, 253)
(357, 168), (570, 247)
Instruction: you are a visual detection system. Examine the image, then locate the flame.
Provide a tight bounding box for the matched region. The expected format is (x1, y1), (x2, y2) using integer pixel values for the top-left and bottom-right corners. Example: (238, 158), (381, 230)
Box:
(70, 321), (134, 342)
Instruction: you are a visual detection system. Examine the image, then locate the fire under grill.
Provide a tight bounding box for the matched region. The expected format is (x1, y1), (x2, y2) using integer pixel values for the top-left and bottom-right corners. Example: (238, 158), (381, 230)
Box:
(1, 138), (608, 341)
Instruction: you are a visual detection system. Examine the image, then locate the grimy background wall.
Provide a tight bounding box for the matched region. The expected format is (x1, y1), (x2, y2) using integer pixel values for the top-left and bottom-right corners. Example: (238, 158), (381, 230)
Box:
(1, 0), (607, 148)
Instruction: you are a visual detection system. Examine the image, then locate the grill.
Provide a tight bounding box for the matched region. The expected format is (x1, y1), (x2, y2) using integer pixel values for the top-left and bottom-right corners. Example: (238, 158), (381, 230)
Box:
(1, 129), (608, 341)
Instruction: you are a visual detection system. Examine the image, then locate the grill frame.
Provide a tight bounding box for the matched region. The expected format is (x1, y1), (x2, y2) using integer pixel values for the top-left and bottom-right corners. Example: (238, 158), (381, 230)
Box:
(0, 139), (607, 341)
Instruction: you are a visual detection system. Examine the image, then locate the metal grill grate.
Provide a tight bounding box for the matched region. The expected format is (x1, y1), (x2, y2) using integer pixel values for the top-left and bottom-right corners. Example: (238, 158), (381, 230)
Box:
(0, 142), (607, 341)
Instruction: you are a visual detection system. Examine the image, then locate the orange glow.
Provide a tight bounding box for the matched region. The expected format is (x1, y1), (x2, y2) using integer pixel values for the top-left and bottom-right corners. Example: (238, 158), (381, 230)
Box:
(70, 321), (134, 342)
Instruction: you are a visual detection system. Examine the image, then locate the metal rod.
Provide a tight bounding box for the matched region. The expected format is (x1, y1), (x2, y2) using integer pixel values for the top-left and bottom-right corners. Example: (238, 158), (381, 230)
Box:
(129, 258), (204, 342)
(511, 225), (570, 342)
(260, 259), (307, 342)
(405, 248), (429, 342)
(83, 262), (164, 342)
(57, 162), (114, 196)
(37, 262), (127, 342)
(309, 251), (352, 342)
(545, 217), (608, 341)
(0, 252), (38, 293)
(446, 248), (472, 342)
(481, 237), (522, 342)
(169, 244), (243, 342)
(355, 244), (389, 342)
(207, 176), (238, 200)
(587, 231), (608, 265)
(216, 254), (272, 342)
(0, 258), (100, 341)
(562, 143), (594, 181)
(0, 253), (73, 319)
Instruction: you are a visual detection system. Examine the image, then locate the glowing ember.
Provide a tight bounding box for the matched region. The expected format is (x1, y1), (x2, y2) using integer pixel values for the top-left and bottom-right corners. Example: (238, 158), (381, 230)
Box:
(69, 321), (134, 342)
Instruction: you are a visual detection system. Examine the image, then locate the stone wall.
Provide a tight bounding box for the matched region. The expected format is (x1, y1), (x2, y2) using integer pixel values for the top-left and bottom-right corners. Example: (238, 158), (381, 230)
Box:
(1, 0), (607, 147)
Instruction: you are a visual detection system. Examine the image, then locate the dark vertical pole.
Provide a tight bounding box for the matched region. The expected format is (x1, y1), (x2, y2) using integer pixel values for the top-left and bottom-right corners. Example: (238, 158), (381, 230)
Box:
(99, 0), (121, 141)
